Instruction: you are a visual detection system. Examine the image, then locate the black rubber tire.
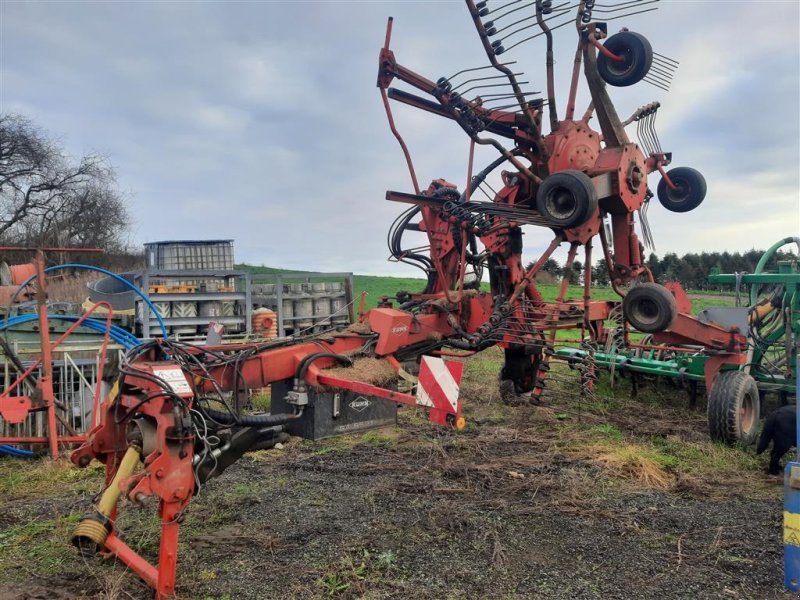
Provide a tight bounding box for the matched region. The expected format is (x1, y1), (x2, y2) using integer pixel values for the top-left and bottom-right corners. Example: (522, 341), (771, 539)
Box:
(707, 371), (760, 445)
(597, 31), (653, 87)
(535, 170), (598, 228)
(657, 167), (707, 213)
(622, 283), (677, 333)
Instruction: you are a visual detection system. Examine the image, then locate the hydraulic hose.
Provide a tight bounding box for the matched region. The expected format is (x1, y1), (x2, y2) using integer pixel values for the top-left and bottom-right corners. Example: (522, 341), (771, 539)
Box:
(199, 408), (299, 426)
(296, 352), (353, 381)
(750, 237), (800, 305)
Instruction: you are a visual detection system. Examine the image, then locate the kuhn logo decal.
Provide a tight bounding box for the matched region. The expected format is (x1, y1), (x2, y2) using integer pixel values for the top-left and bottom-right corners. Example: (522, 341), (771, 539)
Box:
(391, 325), (408, 335)
(349, 396), (372, 412)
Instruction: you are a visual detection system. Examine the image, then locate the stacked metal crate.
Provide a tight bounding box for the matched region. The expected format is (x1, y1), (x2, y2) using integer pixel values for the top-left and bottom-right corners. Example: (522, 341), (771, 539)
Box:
(250, 272), (353, 337)
(137, 240), (251, 338)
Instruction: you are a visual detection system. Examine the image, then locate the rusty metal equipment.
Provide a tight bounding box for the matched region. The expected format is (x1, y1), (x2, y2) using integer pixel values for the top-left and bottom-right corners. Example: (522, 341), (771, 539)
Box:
(377, 0), (740, 403)
(69, 2), (755, 597)
(0, 248), (110, 458)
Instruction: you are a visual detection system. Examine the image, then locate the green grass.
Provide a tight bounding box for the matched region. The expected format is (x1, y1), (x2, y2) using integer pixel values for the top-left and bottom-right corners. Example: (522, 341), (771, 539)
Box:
(0, 457), (105, 500)
(0, 513), (82, 579)
(238, 263), (735, 312)
(250, 390), (271, 412)
(590, 423), (624, 442)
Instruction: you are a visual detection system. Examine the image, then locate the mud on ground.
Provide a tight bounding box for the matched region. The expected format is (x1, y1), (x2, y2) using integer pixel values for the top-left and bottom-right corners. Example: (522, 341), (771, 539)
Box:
(0, 348), (788, 599)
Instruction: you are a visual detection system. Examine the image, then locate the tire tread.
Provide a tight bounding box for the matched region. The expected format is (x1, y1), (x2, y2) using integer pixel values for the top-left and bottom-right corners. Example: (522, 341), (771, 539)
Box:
(707, 371), (760, 445)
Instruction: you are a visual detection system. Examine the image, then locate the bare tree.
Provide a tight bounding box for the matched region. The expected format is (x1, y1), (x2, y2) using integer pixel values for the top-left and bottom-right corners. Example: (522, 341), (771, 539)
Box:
(0, 114), (130, 253)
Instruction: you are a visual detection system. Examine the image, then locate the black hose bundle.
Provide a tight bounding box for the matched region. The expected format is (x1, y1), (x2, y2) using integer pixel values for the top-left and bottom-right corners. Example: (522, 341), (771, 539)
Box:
(199, 408), (298, 427)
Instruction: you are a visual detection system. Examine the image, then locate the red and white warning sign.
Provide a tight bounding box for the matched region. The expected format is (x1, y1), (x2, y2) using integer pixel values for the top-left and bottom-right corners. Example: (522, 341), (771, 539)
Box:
(416, 356), (464, 414)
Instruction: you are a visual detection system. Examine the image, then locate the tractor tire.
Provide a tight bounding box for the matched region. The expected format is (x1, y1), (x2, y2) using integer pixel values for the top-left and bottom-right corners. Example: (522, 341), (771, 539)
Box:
(657, 167), (707, 213)
(707, 371), (760, 445)
(622, 283), (677, 333)
(597, 31), (653, 87)
(536, 170), (598, 228)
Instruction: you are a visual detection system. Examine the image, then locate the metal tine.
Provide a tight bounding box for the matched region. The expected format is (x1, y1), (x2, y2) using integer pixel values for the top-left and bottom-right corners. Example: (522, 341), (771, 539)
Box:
(485, 0), (537, 24)
(446, 61), (518, 82)
(479, 101), (528, 111)
(649, 60), (676, 75)
(540, 1), (577, 18)
(593, 0), (656, 8)
(476, 96), (533, 108)
(482, 180), (499, 195)
(496, 4), (574, 44)
(450, 72), (526, 92)
(649, 66), (675, 80)
(592, 0), (659, 13)
(641, 114), (656, 153)
(479, 100), (534, 113)
(639, 199), (655, 250)
(635, 120), (649, 154)
(649, 68), (675, 81)
(475, 90), (540, 99)
(644, 66), (673, 81)
(459, 80), (530, 95)
(477, 185), (495, 201)
(648, 114), (662, 153)
(602, 6), (659, 20)
(643, 70), (673, 85)
(652, 55), (678, 68)
(493, 13), (536, 37)
(486, 0), (525, 15)
(640, 118), (657, 155)
(643, 77), (670, 92)
(501, 13), (574, 53)
(648, 65), (675, 81)
(636, 116), (655, 155)
(491, 0), (571, 36)
(653, 51), (679, 66)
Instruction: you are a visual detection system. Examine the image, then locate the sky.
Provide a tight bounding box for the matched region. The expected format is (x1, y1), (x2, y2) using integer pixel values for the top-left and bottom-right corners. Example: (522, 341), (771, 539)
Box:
(1, 0), (798, 275)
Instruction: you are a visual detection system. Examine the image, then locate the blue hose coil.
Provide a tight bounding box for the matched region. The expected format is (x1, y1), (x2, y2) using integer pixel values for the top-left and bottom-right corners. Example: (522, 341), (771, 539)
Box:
(0, 314), (141, 349)
(13, 263), (168, 338)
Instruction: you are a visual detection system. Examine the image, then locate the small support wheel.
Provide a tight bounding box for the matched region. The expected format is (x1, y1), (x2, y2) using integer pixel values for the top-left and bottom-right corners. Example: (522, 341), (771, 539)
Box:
(535, 170), (598, 228)
(622, 283), (677, 333)
(707, 371), (760, 445)
(657, 167), (707, 213)
(597, 31), (653, 87)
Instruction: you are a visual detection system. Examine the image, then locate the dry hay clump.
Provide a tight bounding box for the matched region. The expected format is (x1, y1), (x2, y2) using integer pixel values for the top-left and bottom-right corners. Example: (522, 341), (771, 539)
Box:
(583, 443), (674, 490)
(341, 320), (373, 335)
(321, 357), (397, 387)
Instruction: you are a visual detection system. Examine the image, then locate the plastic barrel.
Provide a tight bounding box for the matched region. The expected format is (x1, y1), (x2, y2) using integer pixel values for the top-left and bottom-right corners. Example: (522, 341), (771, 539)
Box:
(252, 307), (278, 338)
(313, 296), (331, 327)
(294, 297), (313, 330)
(330, 296), (348, 324)
(281, 299), (294, 330)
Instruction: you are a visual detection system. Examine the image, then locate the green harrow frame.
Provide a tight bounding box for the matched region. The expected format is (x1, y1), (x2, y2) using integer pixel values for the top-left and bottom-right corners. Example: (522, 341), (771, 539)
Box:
(558, 236), (799, 445)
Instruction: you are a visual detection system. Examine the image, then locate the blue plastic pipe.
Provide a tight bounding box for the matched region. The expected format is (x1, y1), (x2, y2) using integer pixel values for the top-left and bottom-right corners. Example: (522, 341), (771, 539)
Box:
(0, 444), (34, 457)
(13, 263), (168, 338)
(0, 314), (141, 349)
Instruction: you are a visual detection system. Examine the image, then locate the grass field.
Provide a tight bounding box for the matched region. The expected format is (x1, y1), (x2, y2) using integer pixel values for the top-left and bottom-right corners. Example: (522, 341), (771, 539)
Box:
(238, 264), (736, 314)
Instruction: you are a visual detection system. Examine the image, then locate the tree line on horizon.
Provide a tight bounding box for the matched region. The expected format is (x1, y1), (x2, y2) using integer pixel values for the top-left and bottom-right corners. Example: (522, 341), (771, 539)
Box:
(535, 247), (797, 289)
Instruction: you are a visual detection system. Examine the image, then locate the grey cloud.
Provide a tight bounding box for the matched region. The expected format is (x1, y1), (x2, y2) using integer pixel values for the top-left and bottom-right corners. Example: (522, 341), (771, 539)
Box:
(2, 1), (797, 274)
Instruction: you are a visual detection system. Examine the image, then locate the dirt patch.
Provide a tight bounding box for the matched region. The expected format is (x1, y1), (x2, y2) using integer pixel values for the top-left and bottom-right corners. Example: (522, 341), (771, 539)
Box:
(0, 351), (786, 600)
